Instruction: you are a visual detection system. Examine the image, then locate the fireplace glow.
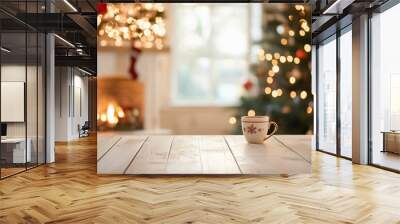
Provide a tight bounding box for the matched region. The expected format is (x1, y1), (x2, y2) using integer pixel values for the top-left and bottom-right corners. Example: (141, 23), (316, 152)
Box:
(106, 103), (119, 125)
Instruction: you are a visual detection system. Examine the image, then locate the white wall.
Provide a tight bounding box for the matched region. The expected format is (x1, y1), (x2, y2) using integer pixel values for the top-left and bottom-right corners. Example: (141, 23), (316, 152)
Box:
(54, 67), (89, 141)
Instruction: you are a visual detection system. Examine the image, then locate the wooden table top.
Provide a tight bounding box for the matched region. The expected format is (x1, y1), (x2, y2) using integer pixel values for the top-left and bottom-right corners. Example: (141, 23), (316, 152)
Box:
(97, 135), (311, 175)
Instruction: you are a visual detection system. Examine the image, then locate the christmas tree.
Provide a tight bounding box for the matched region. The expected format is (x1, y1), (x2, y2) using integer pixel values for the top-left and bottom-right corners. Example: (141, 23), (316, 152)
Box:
(235, 4), (312, 134)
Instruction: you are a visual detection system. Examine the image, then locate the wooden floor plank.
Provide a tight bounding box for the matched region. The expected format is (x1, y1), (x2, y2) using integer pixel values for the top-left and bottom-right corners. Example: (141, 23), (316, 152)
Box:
(97, 136), (148, 174)
(224, 135), (310, 174)
(125, 135), (174, 174)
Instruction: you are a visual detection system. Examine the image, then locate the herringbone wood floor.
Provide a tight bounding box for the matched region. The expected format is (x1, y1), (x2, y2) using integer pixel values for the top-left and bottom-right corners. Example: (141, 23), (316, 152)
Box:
(1, 135), (400, 224)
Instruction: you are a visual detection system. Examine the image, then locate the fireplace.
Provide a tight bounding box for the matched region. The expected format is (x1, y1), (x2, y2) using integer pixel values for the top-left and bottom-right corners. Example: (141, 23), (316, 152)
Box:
(97, 77), (144, 131)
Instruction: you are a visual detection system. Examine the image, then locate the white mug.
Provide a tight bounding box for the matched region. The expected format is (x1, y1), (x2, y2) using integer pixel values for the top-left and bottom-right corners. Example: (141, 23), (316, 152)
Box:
(241, 116), (278, 144)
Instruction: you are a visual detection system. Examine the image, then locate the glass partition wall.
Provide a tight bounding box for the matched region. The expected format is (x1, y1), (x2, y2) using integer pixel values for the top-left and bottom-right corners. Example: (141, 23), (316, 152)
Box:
(370, 2), (400, 171)
(0, 1), (46, 179)
(316, 26), (352, 159)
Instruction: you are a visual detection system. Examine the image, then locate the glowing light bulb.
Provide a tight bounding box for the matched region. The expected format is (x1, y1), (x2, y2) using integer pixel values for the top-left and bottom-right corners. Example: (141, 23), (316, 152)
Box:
(248, 109), (256, 117)
(267, 77), (274, 84)
(265, 87), (272, 94)
(300, 91), (308, 99)
(265, 53), (273, 61)
(304, 44), (311, 53)
(294, 57), (300, 64)
(272, 65), (280, 73)
(289, 76), (296, 84)
(307, 106), (313, 114)
(279, 56), (286, 63)
(229, 117), (237, 124)
(290, 91), (297, 98)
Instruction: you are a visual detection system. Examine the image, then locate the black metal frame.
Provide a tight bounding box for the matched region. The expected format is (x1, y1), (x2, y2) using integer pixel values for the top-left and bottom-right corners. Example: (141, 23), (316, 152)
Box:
(0, 0), (47, 180)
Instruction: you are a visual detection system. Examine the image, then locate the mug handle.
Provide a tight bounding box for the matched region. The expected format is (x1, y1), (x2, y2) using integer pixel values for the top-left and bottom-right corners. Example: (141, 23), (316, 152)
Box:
(264, 121), (278, 141)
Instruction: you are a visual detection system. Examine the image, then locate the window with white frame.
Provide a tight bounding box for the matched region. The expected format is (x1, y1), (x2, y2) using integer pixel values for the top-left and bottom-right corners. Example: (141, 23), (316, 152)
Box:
(170, 3), (251, 106)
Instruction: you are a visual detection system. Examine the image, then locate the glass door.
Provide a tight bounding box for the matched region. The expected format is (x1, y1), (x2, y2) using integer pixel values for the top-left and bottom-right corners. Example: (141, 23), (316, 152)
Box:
(339, 28), (352, 158)
(317, 36), (337, 154)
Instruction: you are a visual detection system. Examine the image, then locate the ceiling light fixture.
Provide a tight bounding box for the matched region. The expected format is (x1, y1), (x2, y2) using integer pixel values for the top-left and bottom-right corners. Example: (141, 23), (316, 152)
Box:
(63, 0), (78, 12)
(54, 34), (75, 48)
(323, 0), (354, 15)
(1, 47), (11, 53)
(78, 67), (93, 76)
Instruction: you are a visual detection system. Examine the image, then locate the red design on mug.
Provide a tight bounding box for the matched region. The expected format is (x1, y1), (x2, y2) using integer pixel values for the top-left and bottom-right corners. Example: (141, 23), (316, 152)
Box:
(246, 124), (257, 134)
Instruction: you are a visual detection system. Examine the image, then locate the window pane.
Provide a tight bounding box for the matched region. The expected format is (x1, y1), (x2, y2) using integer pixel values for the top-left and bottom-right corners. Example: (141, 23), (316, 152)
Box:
(171, 4), (248, 105)
(340, 30), (352, 158)
(318, 38), (337, 154)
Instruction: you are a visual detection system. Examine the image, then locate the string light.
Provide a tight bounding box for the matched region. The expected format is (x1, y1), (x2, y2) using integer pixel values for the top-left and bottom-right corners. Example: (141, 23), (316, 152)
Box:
(307, 106), (313, 114)
(248, 109), (256, 117)
(304, 44), (311, 52)
(299, 30), (306, 36)
(265, 53), (273, 61)
(274, 52), (280, 59)
(265, 87), (272, 94)
(97, 3), (167, 48)
(229, 117), (237, 124)
(279, 56), (286, 63)
(290, 91), (297, 98)
(288, 30), (295, 36)
(289, 76), (296, 84)
(280, 38), (288, 45)
(287, 55), (293, 62)
(267, 77), (274, 84)
(277, 88), (283, 96)
(294, 57), (300, 64)
(300, 91), (307, 99)
(271, 90), (278, 98)
(268, 70), (275, 77)
(272, 65), (280, 73)
(271, 59), (278, 66)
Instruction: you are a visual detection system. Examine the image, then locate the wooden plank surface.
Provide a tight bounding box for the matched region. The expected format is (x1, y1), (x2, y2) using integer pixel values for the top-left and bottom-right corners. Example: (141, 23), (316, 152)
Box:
(98, 135), (311, 175)
(97, 136), (148, 174)
(97, 135), (121, 160)
(125, 135), (174, 174)
(224, 135), (310, 174)
(274, 135), (312, 163)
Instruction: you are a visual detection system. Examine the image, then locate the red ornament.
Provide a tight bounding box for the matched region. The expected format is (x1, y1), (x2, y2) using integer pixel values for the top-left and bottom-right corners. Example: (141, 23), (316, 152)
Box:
(97, 3), (107, 15)
(296, 49), (306, 59)
(243, 80), (253, 91)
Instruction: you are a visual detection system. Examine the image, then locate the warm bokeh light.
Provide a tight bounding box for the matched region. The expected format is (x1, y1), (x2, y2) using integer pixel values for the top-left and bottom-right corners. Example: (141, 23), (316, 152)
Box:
(268, 70), (275, 77)
(267, 77), (274, 84)
(266, 53), (273, 61)
(248, 109), (256, 117)
(229, 116), (237, 124)
(294, 57), (300, 64)
(307, 106), (313, 114)
(290, 91), (297, 98)
(304, 44), (311, 52)
(265, 87), (272, 94)
(279, 56), (286, 63)
(272, 65), (280, 73)
(300, 91), (307, 99)
(289, 76), (296, 84)
(287, 55), (293, 62)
